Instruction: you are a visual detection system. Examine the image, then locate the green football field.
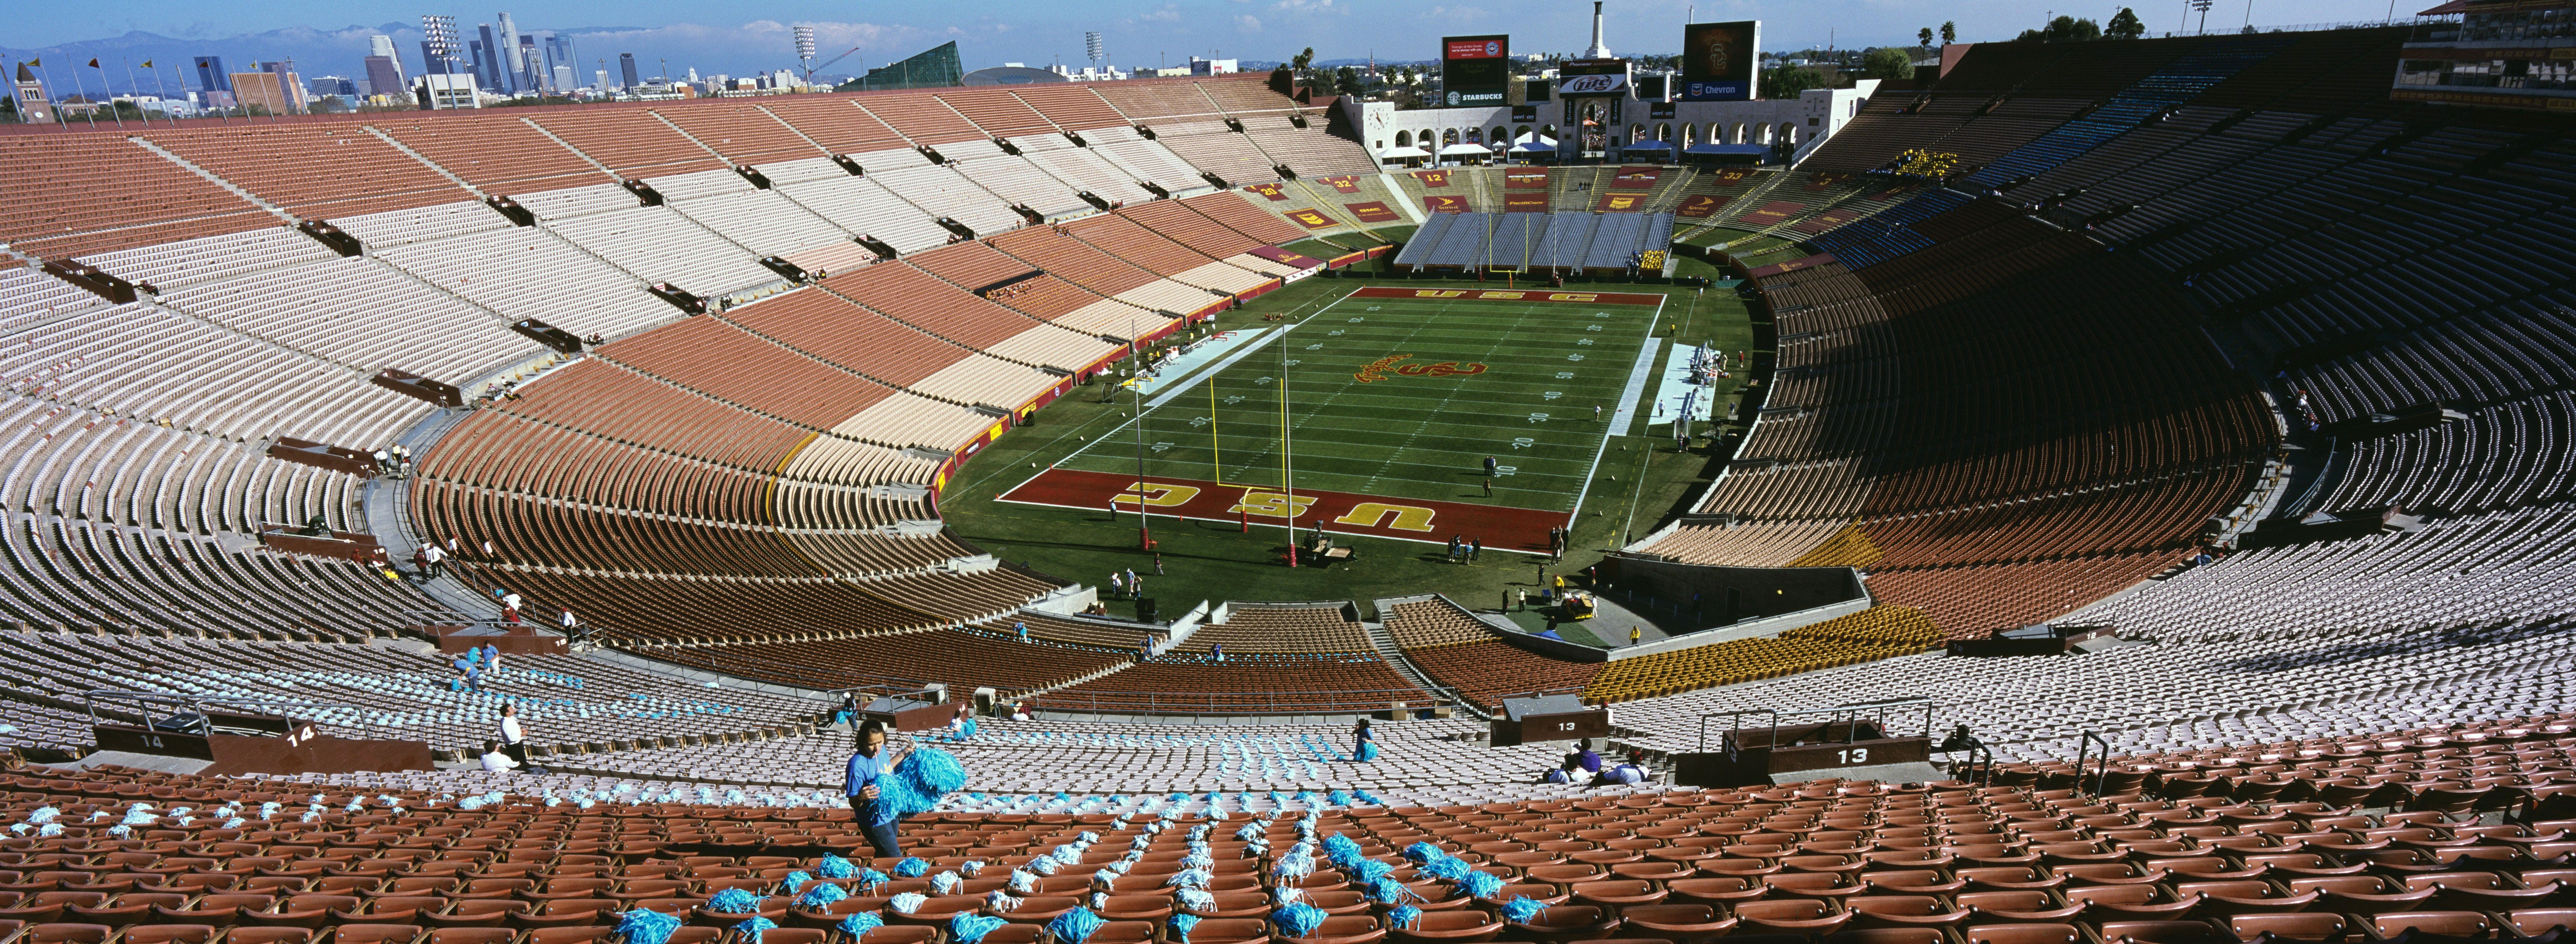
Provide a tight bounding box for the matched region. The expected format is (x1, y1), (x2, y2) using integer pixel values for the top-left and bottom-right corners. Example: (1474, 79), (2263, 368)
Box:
(1043, 288), (1668, 515)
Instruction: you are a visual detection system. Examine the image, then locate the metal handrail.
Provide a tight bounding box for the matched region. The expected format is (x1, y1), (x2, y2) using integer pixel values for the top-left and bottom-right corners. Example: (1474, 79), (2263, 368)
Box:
(2076, 731), (2113, 796)
(1696, 709), (1780, 754)
(78, 690), (365, 734)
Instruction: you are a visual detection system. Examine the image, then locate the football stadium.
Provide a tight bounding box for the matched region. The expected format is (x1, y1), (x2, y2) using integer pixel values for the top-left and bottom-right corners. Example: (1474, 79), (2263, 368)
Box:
(0, 2), (2574, 943)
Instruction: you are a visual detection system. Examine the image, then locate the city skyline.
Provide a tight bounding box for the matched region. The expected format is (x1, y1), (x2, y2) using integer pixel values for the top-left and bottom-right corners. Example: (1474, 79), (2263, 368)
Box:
(5, 0), (2420, 99)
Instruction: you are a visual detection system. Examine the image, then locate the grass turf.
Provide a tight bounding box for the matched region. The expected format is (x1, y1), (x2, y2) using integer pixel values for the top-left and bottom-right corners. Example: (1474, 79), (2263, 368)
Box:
(1050, 290), (1661, 512)
(939, 275), (1754, 627)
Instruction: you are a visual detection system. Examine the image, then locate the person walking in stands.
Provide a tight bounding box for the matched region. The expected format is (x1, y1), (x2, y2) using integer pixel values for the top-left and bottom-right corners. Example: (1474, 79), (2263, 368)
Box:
(1014, 620), (1029, 643)
(1137, 635), (1153, 662)
(1211, 642), (1225, 663)
(1353, 717), (1379, 761)
(421, 541), (446, 578)
(481, 642), (502, 676)
(845, 719), (907, 858)
(498, 703), (529, 768)
(1629, 626), (1642, 647)
(500, 590), (523, 625)
(479, 739), (520, 773)
(480, 538), (498, 560)
(559, 607), (579, 644)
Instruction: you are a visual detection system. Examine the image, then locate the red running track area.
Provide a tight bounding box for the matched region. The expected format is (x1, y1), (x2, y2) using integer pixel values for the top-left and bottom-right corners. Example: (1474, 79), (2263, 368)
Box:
(998, 467), (1566, 554)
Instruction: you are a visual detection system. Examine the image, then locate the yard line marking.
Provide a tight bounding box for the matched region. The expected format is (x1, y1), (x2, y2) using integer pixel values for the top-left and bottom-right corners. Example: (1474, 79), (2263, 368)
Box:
(1570, 293), (1671, 523)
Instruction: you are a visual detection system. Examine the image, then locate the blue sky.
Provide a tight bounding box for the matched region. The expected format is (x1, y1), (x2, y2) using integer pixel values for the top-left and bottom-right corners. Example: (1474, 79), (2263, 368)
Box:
(9, 0), (2412, 90)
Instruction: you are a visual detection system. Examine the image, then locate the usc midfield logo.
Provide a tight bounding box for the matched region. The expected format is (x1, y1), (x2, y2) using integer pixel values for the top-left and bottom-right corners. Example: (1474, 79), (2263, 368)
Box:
(1355, 353), (1489, 384)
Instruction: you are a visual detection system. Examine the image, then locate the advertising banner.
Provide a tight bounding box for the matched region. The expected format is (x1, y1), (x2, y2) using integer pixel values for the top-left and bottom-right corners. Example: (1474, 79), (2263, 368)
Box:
(1680, 21), (1760, 101)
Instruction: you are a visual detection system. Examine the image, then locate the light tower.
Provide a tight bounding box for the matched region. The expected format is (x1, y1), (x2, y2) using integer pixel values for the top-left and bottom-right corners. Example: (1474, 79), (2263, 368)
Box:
(1580, 0), (1612, 58)
(421, 15), (465, 76)
(1086, 30), (1105, 71)
(795, 25), (816, 83)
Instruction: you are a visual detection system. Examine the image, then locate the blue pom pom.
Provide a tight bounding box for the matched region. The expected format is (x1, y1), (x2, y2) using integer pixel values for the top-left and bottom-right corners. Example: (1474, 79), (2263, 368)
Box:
(1367, 877), (1416, 905)
(1272, 902), (1330, 939)
(1499, 897), (1548, 924)
(1388, 906), (1423, 931)
(616, 909), (683, 944)
(799, 884), (850, 908)
(777, 871), (815, 896)
(1459, 871), (1504, 901)
(708, 889), (766, 916)
(1350, 859), (1393, 885)
(837, 913), (884, 941)
(1421, 858), (1472, 883)
(1401, 842), (1448, 865)
(1047, 907), (1109, 944)
(819, 855), (858, 879)
(1169, 914), (1202, 944)
(893, 858), (929, 878)
(736, 917), (779, 944)
(949, 915), (1007, 944)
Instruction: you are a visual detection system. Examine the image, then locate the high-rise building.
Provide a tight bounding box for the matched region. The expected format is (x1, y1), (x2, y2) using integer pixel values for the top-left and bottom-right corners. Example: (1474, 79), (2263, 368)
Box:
(370, 34), (398, 59)
(473, 24), (509, 92)
(497, 12), (526, 91)
(618, 52), (640, 89)
(518, 34), (543, 91)
(193, 56), (232, 92)
(364, 45), (407, 99)
(420, 15), (465, 76)
(362, 58), (403, 96)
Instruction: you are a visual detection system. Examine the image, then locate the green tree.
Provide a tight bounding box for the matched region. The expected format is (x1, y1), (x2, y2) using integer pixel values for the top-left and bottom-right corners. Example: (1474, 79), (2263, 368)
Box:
(1760, 64), (1829, 99)
(2106, 7), (2147, 38)
(1290, 47), (1315, 75)
(2019, 15), (2102, 40)
(1941, 21), (1958, 42)
(1919, 26), (1936, 46)
(1863, 46), (1914, 80)
(1334, 65), (1361, 94)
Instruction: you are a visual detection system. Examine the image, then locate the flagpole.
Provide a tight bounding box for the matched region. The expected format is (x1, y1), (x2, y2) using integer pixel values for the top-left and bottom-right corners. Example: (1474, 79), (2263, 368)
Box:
(35, 60), (72, 131)
(148, 62), (172, 125)
(125, 59), (148, 126)
(89, 60), (121, 128)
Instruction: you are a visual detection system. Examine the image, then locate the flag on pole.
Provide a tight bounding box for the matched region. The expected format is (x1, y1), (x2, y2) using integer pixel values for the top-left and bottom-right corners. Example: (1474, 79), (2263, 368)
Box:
(87, 58), (100, 68)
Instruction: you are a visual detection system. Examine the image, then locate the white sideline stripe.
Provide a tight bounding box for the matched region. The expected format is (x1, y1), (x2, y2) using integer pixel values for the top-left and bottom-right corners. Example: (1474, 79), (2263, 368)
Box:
(1570, 295), (1671, 523)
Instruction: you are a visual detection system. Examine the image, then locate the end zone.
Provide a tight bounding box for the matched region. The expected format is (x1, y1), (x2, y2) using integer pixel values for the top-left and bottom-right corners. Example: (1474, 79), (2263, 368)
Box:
(999, 467), (1564, 554)
(1350, 287), (1667, 306)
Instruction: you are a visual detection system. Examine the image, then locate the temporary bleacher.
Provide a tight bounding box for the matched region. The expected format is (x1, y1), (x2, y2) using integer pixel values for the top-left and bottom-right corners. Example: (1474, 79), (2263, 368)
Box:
(374, 225), (680, 343)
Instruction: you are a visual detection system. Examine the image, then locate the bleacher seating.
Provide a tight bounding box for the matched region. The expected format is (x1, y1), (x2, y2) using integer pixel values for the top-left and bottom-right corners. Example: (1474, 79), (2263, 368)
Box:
(8, 36), (2576, 809)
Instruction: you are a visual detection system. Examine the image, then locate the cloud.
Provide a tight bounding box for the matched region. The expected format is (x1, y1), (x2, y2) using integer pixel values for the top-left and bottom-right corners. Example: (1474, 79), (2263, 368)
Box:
(1138, 5), (1183, 22)
(1421, 5), (1490, 22)
(1235, 14), (1263, 31)
(1269, 0), (1344, 12)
